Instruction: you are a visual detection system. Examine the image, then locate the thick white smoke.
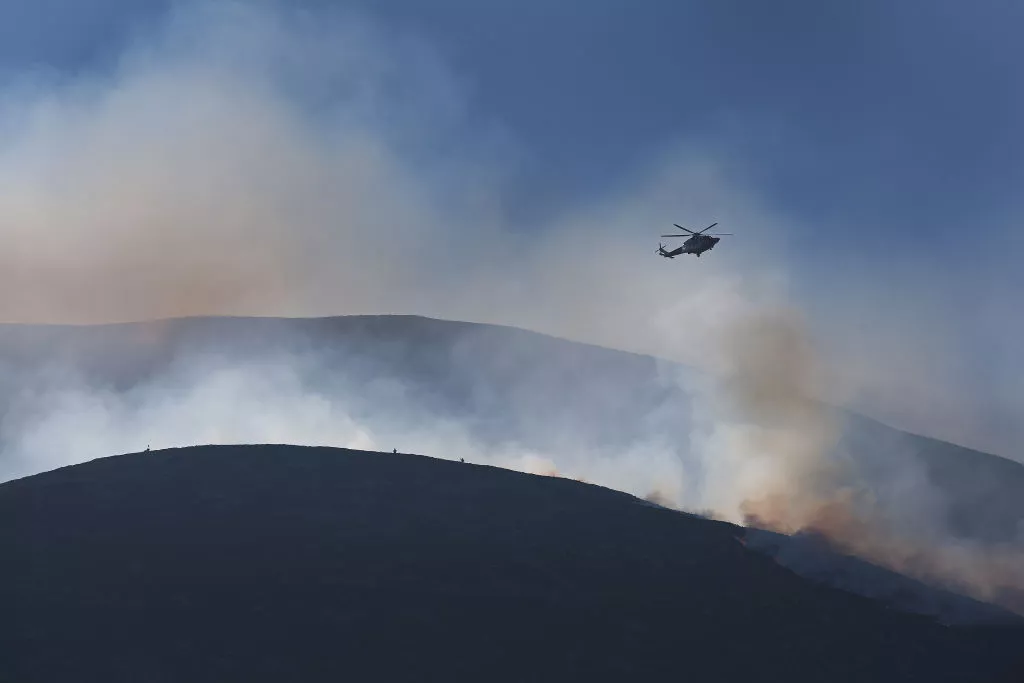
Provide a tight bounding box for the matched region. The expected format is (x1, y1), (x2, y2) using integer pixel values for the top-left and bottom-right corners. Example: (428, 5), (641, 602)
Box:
(0, 344), (688, 504)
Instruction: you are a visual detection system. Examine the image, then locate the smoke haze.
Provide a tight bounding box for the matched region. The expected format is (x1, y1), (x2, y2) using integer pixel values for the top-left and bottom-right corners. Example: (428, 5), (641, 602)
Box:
(0, 0), (1022, 615)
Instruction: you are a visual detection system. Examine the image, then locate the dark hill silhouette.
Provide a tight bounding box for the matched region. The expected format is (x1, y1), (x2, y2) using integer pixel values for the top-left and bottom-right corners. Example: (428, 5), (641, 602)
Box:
(1, 445), (1022, 682)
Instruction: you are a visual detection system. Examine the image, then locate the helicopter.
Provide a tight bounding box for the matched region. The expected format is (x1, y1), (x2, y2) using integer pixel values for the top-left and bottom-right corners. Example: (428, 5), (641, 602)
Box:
(656, 222), (732, 258)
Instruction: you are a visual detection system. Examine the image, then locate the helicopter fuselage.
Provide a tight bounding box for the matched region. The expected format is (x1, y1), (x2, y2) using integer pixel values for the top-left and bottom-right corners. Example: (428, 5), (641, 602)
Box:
(659, 235), (719, 258)
(683, 234), (719, 255)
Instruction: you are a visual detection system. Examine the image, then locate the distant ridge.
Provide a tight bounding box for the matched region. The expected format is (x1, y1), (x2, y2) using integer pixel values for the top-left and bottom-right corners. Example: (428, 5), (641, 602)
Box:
(0, 312), (1014, 456)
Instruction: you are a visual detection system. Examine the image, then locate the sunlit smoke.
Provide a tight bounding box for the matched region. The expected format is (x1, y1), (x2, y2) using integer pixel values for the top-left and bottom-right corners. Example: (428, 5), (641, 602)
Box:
(677, 304), (1024, 614)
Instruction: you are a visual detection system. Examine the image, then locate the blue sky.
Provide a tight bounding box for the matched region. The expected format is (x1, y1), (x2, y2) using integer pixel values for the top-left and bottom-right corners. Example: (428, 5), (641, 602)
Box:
(0, 0), (1022, 454)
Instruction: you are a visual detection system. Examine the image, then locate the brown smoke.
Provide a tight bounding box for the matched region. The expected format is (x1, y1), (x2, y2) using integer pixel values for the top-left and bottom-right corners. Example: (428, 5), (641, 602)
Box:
(0, 1), (474, 326)
(713, 307), (844, 526)
(744, 498), (1024, 614)
(715, 308), (1024, 614)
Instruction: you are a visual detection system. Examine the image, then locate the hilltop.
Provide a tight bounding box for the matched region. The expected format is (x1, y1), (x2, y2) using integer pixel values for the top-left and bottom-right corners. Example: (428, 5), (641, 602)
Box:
(1, 445), (1021, 682)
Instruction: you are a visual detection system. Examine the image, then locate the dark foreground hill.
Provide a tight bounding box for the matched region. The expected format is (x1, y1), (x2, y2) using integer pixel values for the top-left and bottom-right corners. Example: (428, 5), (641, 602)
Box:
(2, 446), (1022, 682)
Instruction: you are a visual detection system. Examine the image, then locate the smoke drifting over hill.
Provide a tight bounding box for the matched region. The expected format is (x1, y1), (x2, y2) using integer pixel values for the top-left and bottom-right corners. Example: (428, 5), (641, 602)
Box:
(695, 310), (1024, 614)
(0, 1), (1021, 615)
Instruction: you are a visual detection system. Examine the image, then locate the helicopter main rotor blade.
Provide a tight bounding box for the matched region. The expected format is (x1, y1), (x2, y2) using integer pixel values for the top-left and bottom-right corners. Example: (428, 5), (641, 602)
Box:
(662, 233), (732, 237)
(695, 222), (719, 234)
(672, 224), (697, 234)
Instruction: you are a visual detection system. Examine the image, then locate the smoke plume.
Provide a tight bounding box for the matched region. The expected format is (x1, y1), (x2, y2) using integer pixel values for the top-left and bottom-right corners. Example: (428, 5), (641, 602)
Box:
(682, 304), (1024, 613)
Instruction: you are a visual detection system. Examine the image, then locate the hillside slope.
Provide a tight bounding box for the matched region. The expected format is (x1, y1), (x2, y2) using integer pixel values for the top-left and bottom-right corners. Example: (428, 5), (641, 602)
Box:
(1, 314), (1021, 547)
(1, 445), (1022, 682)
